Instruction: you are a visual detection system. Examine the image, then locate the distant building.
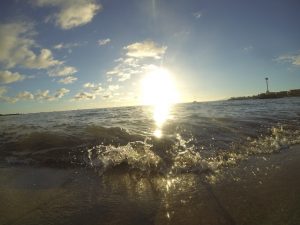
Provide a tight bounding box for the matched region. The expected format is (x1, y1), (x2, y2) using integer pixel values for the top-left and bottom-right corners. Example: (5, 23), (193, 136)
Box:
(229, 88), (300, 100)
(288, 89), (300, 97)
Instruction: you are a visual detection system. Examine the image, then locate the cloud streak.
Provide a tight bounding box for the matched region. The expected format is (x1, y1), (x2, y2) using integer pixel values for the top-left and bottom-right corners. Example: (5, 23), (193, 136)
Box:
(98, 38), (111, 46)
(124, 40), (167, 59)
(74, 91), (96, 100)
(107, 40), (167, 82)
(0, 70), (25, 84)
(58, 76), (77, 84)
(193, 11), (202, 19)
(35, 88), (70, 101)
(0, 87), (17, 103)
(73, 83), (120, 101)
(0, 22), (62, 69)
(16, 91), (34, 100)
(32, 0), (101, 29)
(0, 87), (70, 103)
(53, 42), (81, 50)
(276, 52), (300, 66)
(48, 66), (77, 77)
(107, 57), (142, 81)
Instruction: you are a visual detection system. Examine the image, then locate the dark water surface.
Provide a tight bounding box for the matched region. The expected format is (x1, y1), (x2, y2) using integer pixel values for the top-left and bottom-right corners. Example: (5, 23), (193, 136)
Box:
(0, 98), (300, 224)
(1, 98), (299, 172)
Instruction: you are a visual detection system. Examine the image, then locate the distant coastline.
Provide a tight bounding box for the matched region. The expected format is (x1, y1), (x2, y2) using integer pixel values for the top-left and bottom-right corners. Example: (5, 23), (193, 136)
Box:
(229, 89), (300, 100)
(0, 113), (22, 117)
(1, 89), (300, 116)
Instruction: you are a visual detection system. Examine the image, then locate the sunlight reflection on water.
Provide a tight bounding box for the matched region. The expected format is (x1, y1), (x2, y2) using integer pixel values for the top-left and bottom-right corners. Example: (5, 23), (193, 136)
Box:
(140, 66), (179, 138)
(153, 103), (172, 138)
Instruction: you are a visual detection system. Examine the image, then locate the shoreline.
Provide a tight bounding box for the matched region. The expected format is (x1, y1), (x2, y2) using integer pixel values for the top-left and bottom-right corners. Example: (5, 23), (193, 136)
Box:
(229, 90), (300, 100)
(0, 145), (299, 225)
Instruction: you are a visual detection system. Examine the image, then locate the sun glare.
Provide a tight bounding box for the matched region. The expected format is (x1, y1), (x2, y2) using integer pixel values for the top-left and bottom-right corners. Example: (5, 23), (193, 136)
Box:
(141, 67), (179, 137)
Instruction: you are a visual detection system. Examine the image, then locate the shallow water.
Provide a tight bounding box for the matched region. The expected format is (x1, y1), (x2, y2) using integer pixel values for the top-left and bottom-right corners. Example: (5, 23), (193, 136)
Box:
(1, 98), (300, 224)
(1, 147), (300, 225)
(1, 98), (300, 174)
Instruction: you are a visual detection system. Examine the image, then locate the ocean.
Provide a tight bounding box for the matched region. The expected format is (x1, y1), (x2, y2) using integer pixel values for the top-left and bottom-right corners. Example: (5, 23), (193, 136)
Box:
(0, 97), (300, 225)
(1, 97), (299, 172)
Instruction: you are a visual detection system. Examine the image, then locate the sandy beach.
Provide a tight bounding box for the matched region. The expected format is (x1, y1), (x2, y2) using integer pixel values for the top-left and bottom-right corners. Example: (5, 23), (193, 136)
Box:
(1, 145), (299, 225)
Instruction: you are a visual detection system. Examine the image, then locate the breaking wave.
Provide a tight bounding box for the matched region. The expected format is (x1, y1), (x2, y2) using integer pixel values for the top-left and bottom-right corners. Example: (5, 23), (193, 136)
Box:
(1, 98), (300, 178)
(2, 124), (299, 177)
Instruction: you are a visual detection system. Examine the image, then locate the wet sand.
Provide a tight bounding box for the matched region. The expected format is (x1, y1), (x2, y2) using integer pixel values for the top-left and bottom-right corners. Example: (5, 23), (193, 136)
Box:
(1, 145), (300, 225)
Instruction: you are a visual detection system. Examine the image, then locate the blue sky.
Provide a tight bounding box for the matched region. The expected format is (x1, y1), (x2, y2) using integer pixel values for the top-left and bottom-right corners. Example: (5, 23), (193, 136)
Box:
(0, 0), (299, 113)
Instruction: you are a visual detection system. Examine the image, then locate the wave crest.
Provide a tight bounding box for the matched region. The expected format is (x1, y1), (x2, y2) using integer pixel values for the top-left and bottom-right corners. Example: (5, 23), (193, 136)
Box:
(1, 125), (299, 178)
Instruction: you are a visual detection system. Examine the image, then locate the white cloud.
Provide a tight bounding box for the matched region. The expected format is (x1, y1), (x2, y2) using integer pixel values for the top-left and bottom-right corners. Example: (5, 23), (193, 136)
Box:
(0, 90), (34, 103)
(16, 91), (34, 100)
(0, 86), (8, 96)
(58, 76), (77, 84)
(243, 46), (253, 52)
(106, 57), (143, 81)
(106, 41), (168, 82)
(0, 87), (17, 103)
(98, 38), (111, 46)
(83, 82), (103, 94)
(35, 88), (69, 101)
(73, 91), (96, 100)
(92, 86), (103, 94)
(107, 65), (140, 81)
(83, 82), (95, 88)
(0, 70), (25, 84)
(108, 85), (119, 91)
(52, 42), (81, 53)
(193, 11), (202, 19)
(53, 43), (64, 49)
(32, 0), (101, 30)
(0, 87), (69, 103)
(98, 85), (119, 99)
(276, 52), (300, 66)
(24, 49), (62, 69)
(54, 88), (70, 98)
(0, 22), (62, 69)
(35, 90), (52, 100)
(48, 66), (77, 77)
(53, 42), (81, 51)
(74, 82), (119, 101)
(124, 40), (167, 59)
(0, 96), (18, 103)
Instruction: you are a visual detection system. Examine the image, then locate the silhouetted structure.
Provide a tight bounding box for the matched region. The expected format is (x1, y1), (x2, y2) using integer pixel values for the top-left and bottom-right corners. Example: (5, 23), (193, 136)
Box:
(229, 89), (300, 100)
(265, 77), (269, 93)
(288, 89), (300, 97)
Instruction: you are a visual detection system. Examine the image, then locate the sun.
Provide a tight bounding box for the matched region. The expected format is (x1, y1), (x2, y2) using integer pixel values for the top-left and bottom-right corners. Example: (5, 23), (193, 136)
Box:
(141, 67), (179, 107)
(141, 66), (179, 137)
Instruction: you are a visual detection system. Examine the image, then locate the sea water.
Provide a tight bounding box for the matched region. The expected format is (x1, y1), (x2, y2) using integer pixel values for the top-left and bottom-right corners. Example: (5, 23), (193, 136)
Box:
(1, 97), (299, 172)
(0, 98), (300, 225)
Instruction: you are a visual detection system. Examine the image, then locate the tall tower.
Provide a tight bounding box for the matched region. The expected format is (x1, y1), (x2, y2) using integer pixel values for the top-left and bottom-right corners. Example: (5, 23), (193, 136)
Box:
(265, 77), (269, 93)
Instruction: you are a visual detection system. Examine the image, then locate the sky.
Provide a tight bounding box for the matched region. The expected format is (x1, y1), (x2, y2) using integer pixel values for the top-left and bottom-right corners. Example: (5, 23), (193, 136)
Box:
(0, 0), (299, 114)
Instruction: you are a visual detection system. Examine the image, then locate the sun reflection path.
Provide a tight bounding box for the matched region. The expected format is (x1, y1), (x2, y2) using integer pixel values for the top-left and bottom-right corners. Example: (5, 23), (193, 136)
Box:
(141, 67), (179, 138)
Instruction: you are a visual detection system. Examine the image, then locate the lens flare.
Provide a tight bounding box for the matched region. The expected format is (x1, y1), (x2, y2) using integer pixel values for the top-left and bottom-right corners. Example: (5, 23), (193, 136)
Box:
(141, 67), (179, 137)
